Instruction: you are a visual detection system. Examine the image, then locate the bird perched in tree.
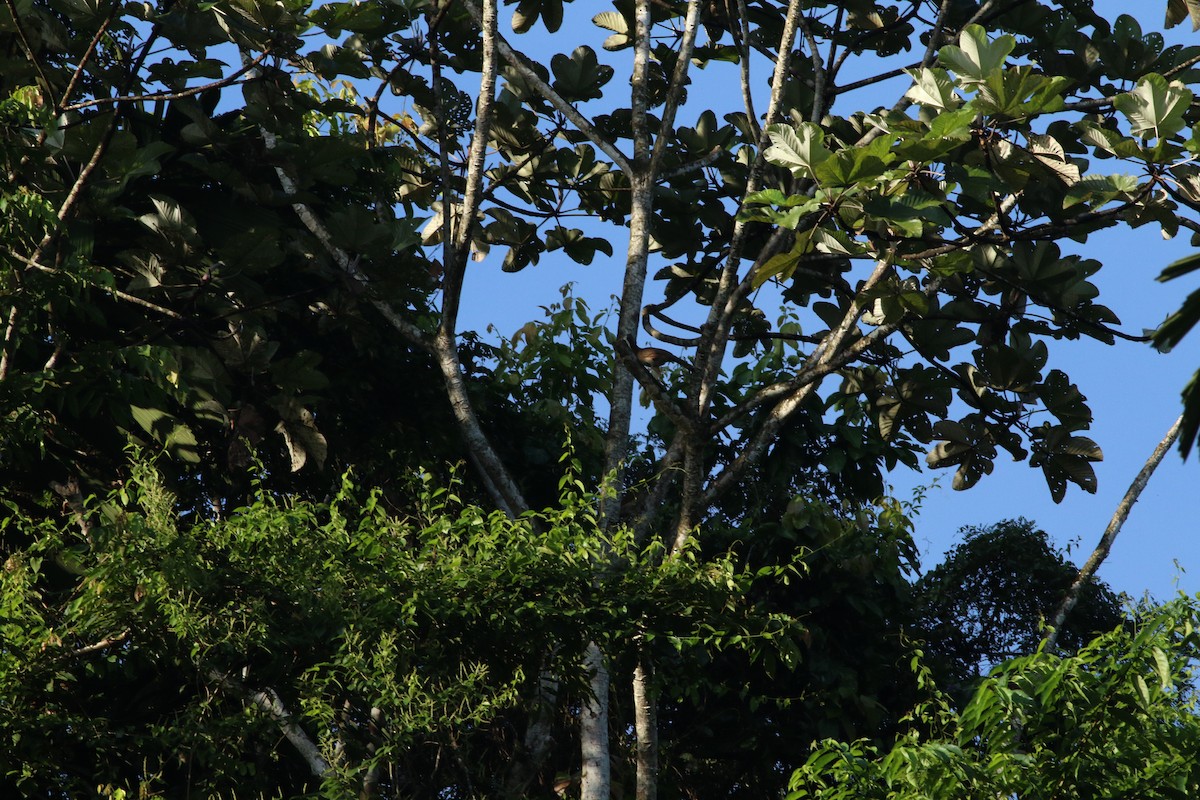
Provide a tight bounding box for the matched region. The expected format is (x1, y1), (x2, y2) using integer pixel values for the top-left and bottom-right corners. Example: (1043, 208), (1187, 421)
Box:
(635, 346), (695, 375)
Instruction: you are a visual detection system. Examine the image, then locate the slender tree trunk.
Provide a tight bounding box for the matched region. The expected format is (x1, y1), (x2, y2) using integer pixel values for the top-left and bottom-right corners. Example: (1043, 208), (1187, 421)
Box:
(633, 653), (658, 800)
(580, 642), (611, 800)
(504, 669), (560, 797)
(1045, 414), (1183, 650)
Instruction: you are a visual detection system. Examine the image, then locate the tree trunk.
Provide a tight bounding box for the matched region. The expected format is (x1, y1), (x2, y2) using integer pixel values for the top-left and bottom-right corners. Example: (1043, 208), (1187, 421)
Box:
(1045, 414), (1183, 649)
(580, 642), (611, 800)
(633, 654), (658, 800)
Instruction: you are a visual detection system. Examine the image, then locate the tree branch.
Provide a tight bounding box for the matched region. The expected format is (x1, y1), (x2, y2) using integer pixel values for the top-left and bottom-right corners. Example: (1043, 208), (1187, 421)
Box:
(56, 1), (121, 112)
(59, 51), (269, 112)
(631, 0), (653, 164)
(794, 12), (826, 122)
(734, 0), (760, 142)
(633, 651), (658, 800)
(0, 304), (19, 383)
(1, 0), (55, 99)
(696, 0), (805, 415)
(459, 0), (632, 174)
(210, 670), (329, 777)
(8, 248), (186, 321)
(72, 631), (129, 656)
(650, 0), (703, 175)
(243, 49), (527, 516)
(1044, 415), (1183, 651)
(700, 254), (895, 508)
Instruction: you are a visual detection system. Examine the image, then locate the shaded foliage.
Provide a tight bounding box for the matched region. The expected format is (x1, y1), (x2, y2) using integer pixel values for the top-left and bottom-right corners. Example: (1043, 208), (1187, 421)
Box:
(914, 518), (1125, 701)
(792, 596), (1200, 800)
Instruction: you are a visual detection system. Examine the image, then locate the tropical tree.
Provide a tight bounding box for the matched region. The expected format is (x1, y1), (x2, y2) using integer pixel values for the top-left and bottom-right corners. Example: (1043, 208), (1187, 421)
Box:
(5, 0), (1200, 797)
(791, 596), (1200, 800)
(914, 518), (1124, 702)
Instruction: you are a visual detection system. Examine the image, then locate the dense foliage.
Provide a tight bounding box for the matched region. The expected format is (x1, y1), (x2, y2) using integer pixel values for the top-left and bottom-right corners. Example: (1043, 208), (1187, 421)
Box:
(792, 597), (1200, 800)
(914, 518), (1125, 699)
(0, 460), (805, 796)
(4, 0), (1200, 797)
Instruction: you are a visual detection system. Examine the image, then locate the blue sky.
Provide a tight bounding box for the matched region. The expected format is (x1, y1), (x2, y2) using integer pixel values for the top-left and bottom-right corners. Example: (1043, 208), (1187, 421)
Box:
(456, 2), (1200, 601)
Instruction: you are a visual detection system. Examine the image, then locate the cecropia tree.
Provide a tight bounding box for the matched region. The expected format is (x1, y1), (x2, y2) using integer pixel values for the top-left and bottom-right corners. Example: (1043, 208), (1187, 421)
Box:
(5, 0), (1200, 797)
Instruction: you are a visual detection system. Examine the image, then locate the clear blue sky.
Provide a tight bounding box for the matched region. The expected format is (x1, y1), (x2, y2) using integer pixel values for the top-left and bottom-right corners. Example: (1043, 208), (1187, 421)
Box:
(457, 2), (1200, 601)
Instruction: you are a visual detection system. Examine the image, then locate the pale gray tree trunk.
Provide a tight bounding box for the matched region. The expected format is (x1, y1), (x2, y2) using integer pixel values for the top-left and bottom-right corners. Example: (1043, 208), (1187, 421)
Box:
(633, 654), (658, 800)
(580, 642), (612, 800)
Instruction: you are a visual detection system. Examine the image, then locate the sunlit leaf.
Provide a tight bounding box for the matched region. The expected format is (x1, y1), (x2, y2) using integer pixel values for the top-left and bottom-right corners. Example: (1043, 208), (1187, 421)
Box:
(1114, 73), (1193, 140)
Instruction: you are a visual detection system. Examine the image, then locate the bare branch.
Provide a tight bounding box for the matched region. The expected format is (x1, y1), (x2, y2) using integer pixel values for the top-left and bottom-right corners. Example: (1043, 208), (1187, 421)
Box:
(695, 0), (805, 412)
(8, 248), (186, 321)
(0, 304), (19, 383)
(210, 670), (329, 776)
(735, 0), (761, 142)
(72, 631), (129, 656)
(650, 0), (704, 174)
(923, 0), (954, 67)
(60, 51), (269, 112)
(658, 146), (723, 180)
(794, 13), (826, 122)
(700, 254), (895, 507)
(1, 0), (55, 99)
(1044, 415), (1183, 651)
(57, 2), (121, 112)
(241, 48), (526, 515)
(630, 438), (686, 546)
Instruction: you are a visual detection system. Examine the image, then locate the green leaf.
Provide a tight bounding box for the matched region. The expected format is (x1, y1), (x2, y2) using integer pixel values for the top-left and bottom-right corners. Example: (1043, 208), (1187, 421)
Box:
(551, 46), (613, 102)
(512, 0), (563, 33)
(1078, 122), (1145, 159)
(1036, 370), (1092, 431)
(593, 10), (630, 50)
(753, 229), (814, 288)
(1152, 645), (1172, 689)
(1157, 250), (1200, 282)
(1026, 133), (1079, 185)
(904, 67), (961, 111)
(938, 24), (1015, 84)
(975, 67), (1067, 119)
(1062, 173), (1140, 209)
(130, 406), (200, 463)
(1133, 673), (1151, 707)
(1114, 73), (1193, 140)
(763, 123), (832, 180)
(813, 133), (896, 187)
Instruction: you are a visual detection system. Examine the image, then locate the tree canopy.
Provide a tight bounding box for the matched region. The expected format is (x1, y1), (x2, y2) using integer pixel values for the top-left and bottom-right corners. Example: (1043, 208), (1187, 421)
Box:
(4, 0), (1200, 797)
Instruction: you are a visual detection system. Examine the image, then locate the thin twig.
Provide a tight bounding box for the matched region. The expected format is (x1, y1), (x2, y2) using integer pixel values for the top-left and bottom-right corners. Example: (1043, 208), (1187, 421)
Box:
(61, 52), (268, 112)
(57, 3), (122, 111)
(650, 0), (703, 174)
(1, 0), (55, 98)
(8, 248), (186, 320)
(735, 0), (760, 142)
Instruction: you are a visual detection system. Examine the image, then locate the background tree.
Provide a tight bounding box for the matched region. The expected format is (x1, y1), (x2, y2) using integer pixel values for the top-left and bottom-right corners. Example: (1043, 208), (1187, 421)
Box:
(791, 596), (1200, 800)
(914, 518), (1124, 702)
